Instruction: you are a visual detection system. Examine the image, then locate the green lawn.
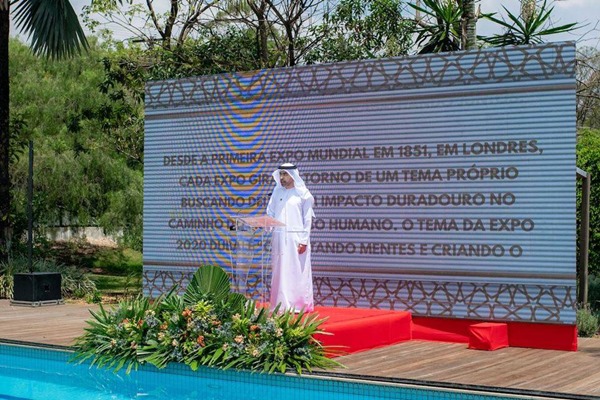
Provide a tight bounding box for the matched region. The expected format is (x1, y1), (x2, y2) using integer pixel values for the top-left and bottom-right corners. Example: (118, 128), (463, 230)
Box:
(90, 273), (142, 296)
(91, 247), (143, 275)
(44, 242), (143, 299)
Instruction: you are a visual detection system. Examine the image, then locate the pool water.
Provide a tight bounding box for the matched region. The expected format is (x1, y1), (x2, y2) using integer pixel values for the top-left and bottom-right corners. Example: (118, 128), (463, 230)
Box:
(0, 343), (542, 400)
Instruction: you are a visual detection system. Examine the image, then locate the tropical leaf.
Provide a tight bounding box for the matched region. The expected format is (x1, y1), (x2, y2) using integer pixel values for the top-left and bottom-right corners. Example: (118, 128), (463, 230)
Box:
(408, 0), (461, 54)
(184, 264), (231, 304)
(160, 289), (185, 312)
(13, 0), (89, 59)
(226, 291), (248, 312)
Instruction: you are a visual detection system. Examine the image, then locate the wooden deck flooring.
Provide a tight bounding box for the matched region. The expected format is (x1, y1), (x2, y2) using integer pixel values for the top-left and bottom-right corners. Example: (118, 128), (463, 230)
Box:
(334, 338), (600, 398)
(0, 299), (99, 347)
(0, 300), (599, 398)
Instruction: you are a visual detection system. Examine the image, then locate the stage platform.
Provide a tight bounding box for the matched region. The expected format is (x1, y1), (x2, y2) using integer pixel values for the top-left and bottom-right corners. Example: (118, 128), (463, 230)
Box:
(0, 301), (596, 397)
(311, 307), (578, 355)
(313, 306), (412, 355)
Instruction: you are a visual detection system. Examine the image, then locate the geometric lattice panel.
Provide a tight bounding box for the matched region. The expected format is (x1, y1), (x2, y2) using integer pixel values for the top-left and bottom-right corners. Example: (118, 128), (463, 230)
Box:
(144, 270), (576, 323)
(314, 276), (576, 323)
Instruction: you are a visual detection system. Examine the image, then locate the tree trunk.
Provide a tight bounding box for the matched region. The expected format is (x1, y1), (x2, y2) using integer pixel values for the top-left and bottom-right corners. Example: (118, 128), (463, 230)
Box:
(521, 0), (536, 23)
(257, 2), (269, 67)
(461, 0), (477, 50)
(0, 2), (10, 262)
(248, 0), (270, 68)
(415, 0), (421, 21)
(285, 24), (295, 66)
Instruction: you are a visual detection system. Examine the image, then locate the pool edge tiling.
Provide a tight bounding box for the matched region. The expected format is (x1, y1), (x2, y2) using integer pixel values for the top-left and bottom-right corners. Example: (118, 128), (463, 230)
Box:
(1, 342), (597, 400)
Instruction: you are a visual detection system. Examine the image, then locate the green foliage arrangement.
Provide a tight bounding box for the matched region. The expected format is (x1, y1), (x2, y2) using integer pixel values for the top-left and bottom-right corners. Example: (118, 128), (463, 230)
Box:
(73, 265), (341, 374)
(576, 306), (599, 338)
(0, 254), (97, 299)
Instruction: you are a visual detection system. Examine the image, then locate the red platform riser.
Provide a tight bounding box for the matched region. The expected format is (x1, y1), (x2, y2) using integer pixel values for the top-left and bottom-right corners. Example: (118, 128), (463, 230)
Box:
(309, 307), (577, 355)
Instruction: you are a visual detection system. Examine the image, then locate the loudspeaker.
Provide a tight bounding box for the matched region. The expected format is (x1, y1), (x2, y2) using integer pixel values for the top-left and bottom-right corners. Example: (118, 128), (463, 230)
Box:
(13, 272), (62, 303)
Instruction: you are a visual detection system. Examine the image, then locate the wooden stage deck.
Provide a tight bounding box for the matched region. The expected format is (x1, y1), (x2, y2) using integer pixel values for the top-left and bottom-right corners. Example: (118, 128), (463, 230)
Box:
(0, 300), (599, 399)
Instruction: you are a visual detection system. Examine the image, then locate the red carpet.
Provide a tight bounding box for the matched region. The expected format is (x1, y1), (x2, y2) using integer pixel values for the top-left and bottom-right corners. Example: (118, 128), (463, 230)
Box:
(308, 307), (578, 354)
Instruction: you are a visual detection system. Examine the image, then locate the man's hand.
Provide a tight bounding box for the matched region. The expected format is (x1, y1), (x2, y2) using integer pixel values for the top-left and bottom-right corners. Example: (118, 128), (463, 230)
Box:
(298, 244), (307, 254)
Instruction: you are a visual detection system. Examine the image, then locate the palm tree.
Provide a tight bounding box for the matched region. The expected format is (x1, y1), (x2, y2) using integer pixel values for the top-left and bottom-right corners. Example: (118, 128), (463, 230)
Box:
(410, 0), (462, 54)
(460, 0), (477, 50)
(410, 0), (478, 54)
(0, 0), (88, 261)
(480, 0), (577, 46)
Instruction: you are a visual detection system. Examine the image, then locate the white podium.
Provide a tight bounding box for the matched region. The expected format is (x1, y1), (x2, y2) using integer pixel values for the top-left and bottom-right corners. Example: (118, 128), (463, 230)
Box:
(234, 215), (284, 303)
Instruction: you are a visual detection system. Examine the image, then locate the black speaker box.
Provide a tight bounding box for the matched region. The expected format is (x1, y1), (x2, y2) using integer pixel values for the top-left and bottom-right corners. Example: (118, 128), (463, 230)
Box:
(13, 272), (62, 302)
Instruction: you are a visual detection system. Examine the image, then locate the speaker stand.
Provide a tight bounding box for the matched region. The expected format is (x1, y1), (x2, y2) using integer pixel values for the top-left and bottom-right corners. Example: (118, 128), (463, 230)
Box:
(10, 299), (65, 307)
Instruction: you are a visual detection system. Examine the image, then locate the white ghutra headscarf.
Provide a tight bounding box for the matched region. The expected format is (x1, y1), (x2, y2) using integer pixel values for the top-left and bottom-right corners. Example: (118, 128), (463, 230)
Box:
(271, 163), (309, 194)
(270, 162), (315, 220)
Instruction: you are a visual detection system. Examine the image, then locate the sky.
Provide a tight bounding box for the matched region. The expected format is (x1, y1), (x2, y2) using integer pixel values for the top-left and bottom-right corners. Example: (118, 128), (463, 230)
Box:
(15, 0), (600, 50)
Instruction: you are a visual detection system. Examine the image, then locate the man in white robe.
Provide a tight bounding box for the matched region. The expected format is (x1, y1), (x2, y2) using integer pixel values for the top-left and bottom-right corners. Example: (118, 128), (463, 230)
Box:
(266, 163), (315, 312)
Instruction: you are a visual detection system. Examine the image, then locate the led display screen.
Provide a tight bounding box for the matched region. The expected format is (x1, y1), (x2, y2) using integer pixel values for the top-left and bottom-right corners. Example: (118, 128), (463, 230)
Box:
(144, 42), (577, 323)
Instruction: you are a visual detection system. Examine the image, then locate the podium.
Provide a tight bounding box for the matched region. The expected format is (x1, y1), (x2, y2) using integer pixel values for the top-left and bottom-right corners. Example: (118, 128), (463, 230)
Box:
(234, 215), (284, 303)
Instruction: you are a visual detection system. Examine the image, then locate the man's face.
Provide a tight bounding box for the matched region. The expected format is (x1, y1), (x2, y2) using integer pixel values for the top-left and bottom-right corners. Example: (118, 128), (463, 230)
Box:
(279, 170), (295, 189)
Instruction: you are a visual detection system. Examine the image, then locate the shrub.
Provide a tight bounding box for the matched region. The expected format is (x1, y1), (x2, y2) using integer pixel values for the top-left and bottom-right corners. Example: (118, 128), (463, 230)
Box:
(92, 247), (142, 275)
(0, 255), (97, 300)
(589, 275), (600, 313)
(577, 128), (600, 277)
(74, 265), (340, 374)
(0, 270), (13, 299)
(577, 307), (599, 337)
(86, 290), (103, 304)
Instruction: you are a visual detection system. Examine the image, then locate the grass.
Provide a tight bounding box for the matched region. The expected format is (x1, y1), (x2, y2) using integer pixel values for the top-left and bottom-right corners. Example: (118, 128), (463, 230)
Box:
(90, 274), (135, 291)
(89, 247), (143, 299)
(90, 273), (142, 298)
(39, 241), (143, 301)
(91, 247), (143, 275)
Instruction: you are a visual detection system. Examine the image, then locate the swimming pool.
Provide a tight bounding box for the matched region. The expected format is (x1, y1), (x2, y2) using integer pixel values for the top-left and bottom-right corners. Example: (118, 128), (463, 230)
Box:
(0, 343), (568, 400)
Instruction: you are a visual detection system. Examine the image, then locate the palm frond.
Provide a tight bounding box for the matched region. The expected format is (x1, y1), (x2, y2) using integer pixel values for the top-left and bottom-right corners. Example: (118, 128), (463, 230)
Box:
(480, 0), (578, 46)
(13, 0), (89, 59)
(183, 264), (231, 304)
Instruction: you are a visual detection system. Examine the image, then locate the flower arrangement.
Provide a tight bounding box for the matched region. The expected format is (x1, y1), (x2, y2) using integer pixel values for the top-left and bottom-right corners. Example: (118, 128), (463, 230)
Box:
(73, 265), (340, 374)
